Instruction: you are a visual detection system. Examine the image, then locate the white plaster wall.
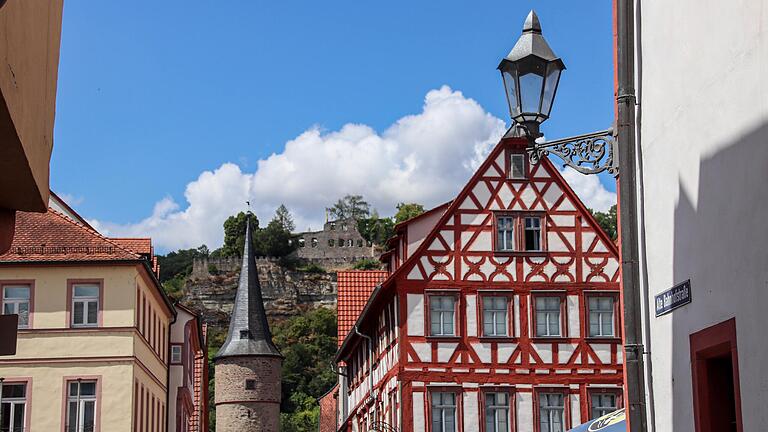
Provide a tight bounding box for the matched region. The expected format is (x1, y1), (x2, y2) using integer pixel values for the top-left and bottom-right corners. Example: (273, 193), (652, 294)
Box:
(638, 1), (768, 430)
(407, 209), (445, 258)
(407, 294), (425, 336)
(516, 392), (533, 432)
(413, 392), (426, 432)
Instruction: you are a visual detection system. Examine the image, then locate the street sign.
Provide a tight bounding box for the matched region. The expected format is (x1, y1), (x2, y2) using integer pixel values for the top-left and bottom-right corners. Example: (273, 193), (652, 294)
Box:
(655, 279), (692, 317)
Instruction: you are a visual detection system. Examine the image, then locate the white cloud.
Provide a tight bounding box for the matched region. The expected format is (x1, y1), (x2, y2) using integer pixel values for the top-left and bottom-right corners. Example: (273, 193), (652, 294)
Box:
(90, 86), (616, 252)
(558, 167), (617, 212)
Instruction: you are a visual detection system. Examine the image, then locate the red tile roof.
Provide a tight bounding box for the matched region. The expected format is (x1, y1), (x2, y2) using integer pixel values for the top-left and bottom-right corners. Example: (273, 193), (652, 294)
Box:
(0, 208), (142, 263)
(318, 384), (339, 432)
(110, 238), (152, 255)
(337, 270), (388, 347)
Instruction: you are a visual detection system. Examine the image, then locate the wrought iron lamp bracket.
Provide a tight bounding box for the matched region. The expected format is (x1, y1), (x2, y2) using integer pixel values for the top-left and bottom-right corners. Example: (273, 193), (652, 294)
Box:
(526, 127), (619, 177)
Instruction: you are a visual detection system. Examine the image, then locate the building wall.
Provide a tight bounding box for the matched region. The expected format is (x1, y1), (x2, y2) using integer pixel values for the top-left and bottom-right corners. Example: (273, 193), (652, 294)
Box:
(215, 357), (281, 432)
(296, 219), (375, 261)
(637, 1), (768, 431)
(0, 264), (172, 431)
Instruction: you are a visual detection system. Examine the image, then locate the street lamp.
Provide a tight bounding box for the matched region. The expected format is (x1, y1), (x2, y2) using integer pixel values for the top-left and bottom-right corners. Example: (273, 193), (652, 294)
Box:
(499, 10), (619, 177)
(498, 10), (565, 139)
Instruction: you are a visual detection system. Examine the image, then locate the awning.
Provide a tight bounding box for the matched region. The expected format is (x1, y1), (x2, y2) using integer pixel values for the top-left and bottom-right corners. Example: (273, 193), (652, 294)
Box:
(567, 409), (626, 432)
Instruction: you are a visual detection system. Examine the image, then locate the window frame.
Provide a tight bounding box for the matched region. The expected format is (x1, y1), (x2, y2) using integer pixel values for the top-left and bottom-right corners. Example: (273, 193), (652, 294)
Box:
(493, 212), (548, 255)
(585, 292), (621, 340)
(481, 390), (513, 432)
(170, 344), (183, 365)
(531, 293), (567, 339)
(523, 216), (544, 252)
(67, 280), (103, 329)
(428, 389), (461, 432)
(534, 388), (569, 432)
(0, 280), (34, 329)
(62, 376), (101, 432)
(0, 378), (31, 432)
(587, 388), (622, 421)
(426, 293), (459, 338)
(479, 293), (514, 339)
(506, 149), (529, 181)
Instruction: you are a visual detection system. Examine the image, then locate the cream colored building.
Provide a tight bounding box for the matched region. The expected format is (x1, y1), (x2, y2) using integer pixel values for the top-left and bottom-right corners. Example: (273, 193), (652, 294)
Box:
(0, 196), (175, 432)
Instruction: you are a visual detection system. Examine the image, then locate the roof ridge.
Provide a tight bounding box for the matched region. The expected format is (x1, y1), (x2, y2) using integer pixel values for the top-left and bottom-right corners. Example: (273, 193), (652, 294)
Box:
(46, 208), (141, 259)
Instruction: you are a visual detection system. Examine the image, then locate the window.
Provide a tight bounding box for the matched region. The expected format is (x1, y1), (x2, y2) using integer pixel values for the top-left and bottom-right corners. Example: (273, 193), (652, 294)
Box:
(482, 297), (509, 336)
(485, 392), (509, 432)
(588, 297), (615, 337)
(2, 285), (30, 328)
(510, 153), (526, 179)
(535, 297), (562, 337)
(298, 238), (305, 248)
(71, 285), (99, 327)
(524, 217), (542, 251)
(171, 345), (182, 364)
(429, 296), (456, 336)
(245, 379), (256, 390)
(357, 239), (363, 247)
(431, 392), (456, 432)
(347, 239), (354, 247)
(496, 216), (515, 251)
(329, 222), (336, 230)
(342, 224), (348, 231)
(338, 238), (344, 248)
(311, 237), (318, 247)
(590, 393), (618, 419)
(539, 393), (565, 432)
(0, 383), (26, 432)
(329, 239), (335, 247)
(66, 380), (97, 432)
(240, 329), (252, 339)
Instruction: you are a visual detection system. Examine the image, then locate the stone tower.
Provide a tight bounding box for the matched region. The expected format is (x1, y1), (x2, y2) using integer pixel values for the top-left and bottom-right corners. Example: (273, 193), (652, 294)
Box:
(214, 215), (283, 431)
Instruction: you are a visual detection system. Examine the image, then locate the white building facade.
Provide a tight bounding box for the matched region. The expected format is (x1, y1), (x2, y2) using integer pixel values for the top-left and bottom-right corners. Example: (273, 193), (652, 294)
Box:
(629, 0), (768, 430)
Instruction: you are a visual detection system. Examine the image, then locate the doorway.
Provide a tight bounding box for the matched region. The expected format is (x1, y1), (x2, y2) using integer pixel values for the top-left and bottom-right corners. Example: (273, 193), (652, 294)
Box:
(689, 318), (743, 432)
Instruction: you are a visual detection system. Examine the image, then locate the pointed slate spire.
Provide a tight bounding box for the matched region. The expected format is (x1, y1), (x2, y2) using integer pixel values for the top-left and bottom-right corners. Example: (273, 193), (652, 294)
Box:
(215, 214), (282, 358)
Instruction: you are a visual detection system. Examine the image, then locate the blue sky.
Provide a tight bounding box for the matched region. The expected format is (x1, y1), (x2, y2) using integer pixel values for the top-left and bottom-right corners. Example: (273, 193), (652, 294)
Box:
(52, 1), (615, 251)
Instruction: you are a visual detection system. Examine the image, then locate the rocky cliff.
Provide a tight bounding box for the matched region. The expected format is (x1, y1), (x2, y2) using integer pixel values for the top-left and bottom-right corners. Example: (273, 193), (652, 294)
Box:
(181, 257), (337, 329)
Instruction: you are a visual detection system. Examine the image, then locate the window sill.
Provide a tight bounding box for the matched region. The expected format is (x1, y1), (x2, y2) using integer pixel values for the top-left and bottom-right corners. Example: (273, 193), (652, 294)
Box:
(530, 336), (568, 343)
(477, 336), (519, 342)
(425, 335), (461, 341)
(585, 336), (621, 343)
(493, 251), (549, 258)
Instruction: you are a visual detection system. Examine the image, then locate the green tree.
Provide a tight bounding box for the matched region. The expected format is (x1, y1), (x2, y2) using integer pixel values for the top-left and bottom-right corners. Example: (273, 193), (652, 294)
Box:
(157, 245), (209, 282)
(218, 212), (258, 257)
(357, 210), (394, 246)
(589, 204), (618, 240)
(327, 195), (370, 221)
(275, 204), (296, 232)
(272, 308), (337, 414)
(353, 258), (381, 270)
(394, 202), (425, 223)
(255, 218), (298, 257)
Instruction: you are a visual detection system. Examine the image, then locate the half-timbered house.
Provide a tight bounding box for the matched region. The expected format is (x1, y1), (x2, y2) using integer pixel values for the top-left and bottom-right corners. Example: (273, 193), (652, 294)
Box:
(335, 133), (624, 432)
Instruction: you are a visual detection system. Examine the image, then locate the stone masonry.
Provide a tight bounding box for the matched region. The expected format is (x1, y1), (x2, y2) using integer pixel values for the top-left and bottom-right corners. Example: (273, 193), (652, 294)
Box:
(294, 218), (376, 263)
(215, 357), (281, 432)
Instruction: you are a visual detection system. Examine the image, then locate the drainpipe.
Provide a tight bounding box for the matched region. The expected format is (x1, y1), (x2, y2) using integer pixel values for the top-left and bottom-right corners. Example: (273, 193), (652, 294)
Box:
(166, 307), (177, 432)
(353, 325), (375, 409)
(616, 0), (648, 430)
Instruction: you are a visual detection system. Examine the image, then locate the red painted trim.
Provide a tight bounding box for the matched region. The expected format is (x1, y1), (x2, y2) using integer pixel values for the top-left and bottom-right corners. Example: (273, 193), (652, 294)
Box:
(60, 375), (102, 432)
(134, 380), (139, 432)
(66, 279), (104, 328)
(0, 279), (35, 328)
(690, 317), (743, 432)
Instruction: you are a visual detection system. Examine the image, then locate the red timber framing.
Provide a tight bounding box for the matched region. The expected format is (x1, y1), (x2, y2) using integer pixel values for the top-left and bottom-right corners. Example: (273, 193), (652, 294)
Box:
(336, 136), (624, 432)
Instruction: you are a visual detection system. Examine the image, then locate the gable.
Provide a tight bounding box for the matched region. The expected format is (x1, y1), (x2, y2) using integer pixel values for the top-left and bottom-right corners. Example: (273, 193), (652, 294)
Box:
(401, 137), (619, 285)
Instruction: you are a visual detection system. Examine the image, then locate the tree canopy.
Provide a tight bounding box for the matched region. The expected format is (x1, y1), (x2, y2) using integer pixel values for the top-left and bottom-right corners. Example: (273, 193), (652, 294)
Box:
(327, 194), (370, 221)
(589, 204), (618, 240)
(213, 207), (299, 258)
(394, 202), (425, 223)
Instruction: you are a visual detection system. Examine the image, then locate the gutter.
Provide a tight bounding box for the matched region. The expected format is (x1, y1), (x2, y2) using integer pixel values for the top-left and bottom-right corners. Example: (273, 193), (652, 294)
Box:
(616, 0), (648, 430)
(352, 324), (375, 407)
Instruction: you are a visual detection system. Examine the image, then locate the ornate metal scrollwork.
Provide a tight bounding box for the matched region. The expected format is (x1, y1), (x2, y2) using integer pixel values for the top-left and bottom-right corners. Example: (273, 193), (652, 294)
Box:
(370, 421), (399, 432)
(527, 128), (619, 177)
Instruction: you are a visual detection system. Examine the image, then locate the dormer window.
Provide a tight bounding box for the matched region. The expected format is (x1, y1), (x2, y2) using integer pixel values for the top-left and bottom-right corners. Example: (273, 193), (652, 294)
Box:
(510, 153), (526, 179)
(240, 329), (251, 339)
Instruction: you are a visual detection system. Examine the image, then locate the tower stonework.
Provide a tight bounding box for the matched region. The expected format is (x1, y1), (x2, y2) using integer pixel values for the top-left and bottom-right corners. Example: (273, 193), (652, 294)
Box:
(214, 216), (283, 432)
